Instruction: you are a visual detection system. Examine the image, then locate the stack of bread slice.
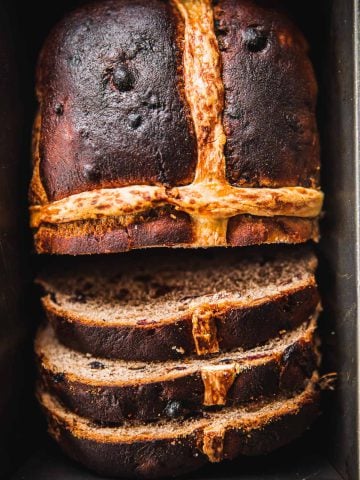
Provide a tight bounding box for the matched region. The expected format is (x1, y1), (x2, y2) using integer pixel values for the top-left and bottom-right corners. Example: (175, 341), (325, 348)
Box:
(30, 0), (324, 477)
(35, 249), (321, 478)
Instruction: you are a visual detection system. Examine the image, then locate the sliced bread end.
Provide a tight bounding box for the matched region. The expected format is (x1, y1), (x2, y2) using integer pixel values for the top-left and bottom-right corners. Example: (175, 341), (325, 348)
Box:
(38, 378), (320, 479)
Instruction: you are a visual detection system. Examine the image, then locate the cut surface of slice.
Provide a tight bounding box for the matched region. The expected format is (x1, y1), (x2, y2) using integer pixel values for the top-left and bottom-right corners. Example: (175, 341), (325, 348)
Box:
(36, 319), (318, 423)
(39, 379), (320, 478)
(38, 248), (320, 360)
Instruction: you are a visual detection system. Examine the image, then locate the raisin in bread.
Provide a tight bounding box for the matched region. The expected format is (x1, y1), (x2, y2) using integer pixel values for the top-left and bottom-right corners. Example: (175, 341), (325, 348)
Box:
(30, 0), (322, 254)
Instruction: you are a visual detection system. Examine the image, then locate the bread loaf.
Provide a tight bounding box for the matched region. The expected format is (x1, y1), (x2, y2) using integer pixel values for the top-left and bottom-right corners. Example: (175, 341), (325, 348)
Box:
(31, 1), (324, 477)
(30, 0), (322, 254)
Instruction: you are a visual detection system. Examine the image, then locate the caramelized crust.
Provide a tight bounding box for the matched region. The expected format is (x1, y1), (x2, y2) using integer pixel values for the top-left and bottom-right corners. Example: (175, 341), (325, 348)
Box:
(35, 210), (193, 255)
(33, 214), (318, 254)
(32, 0), (197, 202)
(30, 0), (322, 253)
(215, 0), (320, 187)
(227, 215), (319, 246)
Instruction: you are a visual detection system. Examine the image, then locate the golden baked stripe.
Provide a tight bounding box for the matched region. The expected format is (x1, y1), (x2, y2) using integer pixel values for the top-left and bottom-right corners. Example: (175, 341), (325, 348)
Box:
(30, 185), (323, 228)
(172, 0), (226, 183)
(191, 308), (220, 356)
(201, 364), (238, 406)
(172, 0), (229, 245)
(30, 111), (48, 205)
(202, 426), (226, 462)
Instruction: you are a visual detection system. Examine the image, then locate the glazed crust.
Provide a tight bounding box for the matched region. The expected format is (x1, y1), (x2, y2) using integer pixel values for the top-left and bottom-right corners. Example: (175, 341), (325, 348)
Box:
(215, 0), (320, 188)
(33, 214), (318, 254)
(34, 0), (197, 202)
(44, 393), (320, 478)
(30, 0), (321, 254)
(44, 284), (319, 361)
(38, 337), (317, 424)
(227, 215), (319, 246)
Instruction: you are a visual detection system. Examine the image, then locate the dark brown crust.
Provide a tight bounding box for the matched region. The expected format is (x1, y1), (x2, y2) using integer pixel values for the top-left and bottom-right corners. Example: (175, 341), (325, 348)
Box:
(44, 394), (320, 478)
(30, 0), (321, 254)
(33, 215), (318, 254)
(215, 0), (320, 188)
(35, 0), (197, 202)
(34, 210), (194, 255)
(45, 284), (319, 361)
(38, 337), (317, 424)
(227, 215), (319, 246)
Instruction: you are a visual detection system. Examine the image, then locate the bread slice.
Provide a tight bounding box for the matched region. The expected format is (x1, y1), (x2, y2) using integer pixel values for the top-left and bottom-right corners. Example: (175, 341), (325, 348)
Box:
(36, 318), (318, 424)
(38, 248), (320, 361)
(38, 378), (320, 478)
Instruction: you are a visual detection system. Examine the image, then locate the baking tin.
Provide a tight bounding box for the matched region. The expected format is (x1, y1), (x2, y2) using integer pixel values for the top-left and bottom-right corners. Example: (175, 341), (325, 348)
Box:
(0, 0), (358, 478)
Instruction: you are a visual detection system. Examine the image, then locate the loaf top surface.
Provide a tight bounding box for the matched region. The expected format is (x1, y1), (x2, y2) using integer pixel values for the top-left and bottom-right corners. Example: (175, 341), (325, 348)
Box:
(33, 0), (197, 203)
(217, 0), (319, 188)
(32, 0), (319, 204)
(30, 0), (323, 253)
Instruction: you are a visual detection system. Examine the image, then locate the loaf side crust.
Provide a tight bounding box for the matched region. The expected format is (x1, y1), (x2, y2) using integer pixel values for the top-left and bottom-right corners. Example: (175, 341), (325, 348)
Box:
(33, 214), (319, 254)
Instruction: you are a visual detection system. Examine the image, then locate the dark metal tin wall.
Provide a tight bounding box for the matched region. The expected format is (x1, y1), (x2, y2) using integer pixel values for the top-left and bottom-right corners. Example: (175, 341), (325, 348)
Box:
(318, 0), (360, 478)
(0, 0), (358, 478)
(0, 3), (34, 478)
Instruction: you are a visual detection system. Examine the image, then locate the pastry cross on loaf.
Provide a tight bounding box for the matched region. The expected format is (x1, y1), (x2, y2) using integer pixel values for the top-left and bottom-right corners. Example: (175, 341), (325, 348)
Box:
(29, 0), (323, 254)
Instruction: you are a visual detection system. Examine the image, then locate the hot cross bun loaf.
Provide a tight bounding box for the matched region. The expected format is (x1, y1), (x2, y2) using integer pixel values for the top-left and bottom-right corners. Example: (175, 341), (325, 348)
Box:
(30, 0), (322, 254)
